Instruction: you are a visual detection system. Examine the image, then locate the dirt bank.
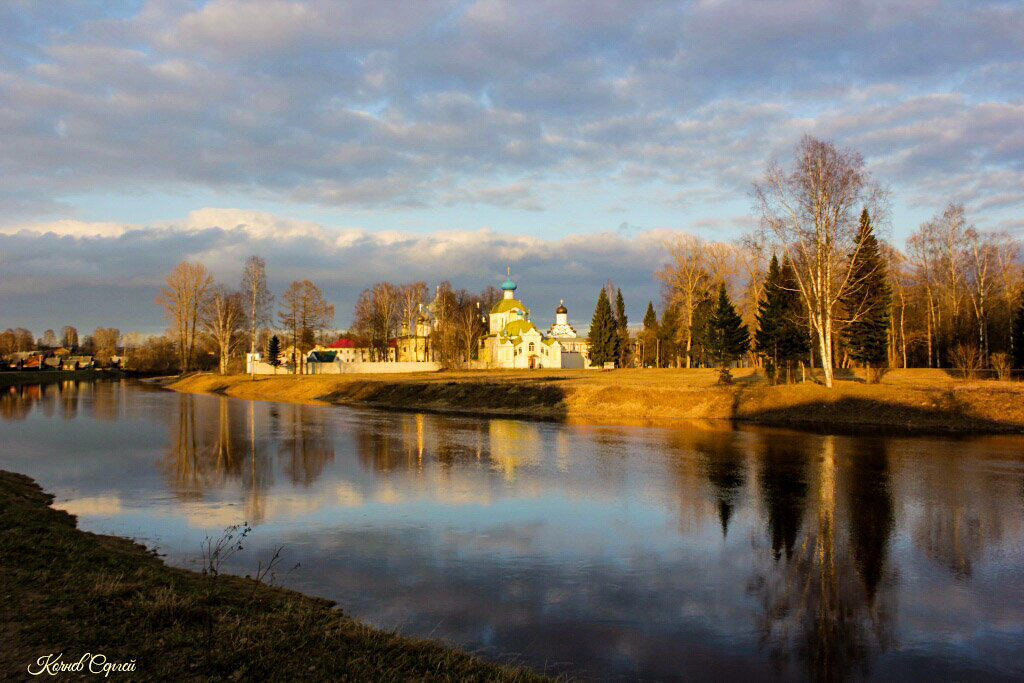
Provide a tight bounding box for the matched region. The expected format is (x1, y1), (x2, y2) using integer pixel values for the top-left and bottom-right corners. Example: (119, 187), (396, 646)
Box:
(169, 368), (1024, 433)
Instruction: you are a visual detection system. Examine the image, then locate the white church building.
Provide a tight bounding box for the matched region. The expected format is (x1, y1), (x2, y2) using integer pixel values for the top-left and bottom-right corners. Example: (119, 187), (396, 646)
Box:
(479, 272), (591, 369)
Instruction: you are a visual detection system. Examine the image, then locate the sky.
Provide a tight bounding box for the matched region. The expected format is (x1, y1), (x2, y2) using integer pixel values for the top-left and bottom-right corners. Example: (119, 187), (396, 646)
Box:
(1, 0), (1021, 337)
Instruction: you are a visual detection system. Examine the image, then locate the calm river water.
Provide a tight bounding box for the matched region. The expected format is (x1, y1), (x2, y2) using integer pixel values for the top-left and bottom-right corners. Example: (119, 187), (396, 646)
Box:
(2, 380), (1023, 680)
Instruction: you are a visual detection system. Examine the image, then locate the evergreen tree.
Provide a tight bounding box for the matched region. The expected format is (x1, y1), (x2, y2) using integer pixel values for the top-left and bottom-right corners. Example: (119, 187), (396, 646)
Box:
(659, 306), (680, 367)
(842, 209), (892, 381)
(755, 254), (809, 383)
(1012, 284), (1024, 368)
(705, 283), (750, 384)
(266, 335), (281, 374)
(642, 301), (659, 367)
(615, 288), (630, 367)
(588, 287), (618, 367)
(643, 301), (658, 330)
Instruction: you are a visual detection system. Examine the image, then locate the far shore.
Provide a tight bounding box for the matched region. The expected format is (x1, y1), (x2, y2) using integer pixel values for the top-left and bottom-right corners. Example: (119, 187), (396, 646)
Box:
(168, 368), (1024, 434)
(0, 368), (122, 388)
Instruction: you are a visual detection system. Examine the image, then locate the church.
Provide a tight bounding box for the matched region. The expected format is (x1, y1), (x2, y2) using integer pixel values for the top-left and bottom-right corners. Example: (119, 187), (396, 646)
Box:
(479, 272), (590, 369)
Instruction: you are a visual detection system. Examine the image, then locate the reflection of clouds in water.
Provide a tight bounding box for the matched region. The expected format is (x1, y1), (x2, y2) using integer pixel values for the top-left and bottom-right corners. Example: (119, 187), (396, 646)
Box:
(3, 383), (1024, 679)
(55, 494), (122, 517)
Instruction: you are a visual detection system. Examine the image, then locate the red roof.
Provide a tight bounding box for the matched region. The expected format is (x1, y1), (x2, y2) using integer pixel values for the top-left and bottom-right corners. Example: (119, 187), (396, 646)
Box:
(326, 339), (355, 349)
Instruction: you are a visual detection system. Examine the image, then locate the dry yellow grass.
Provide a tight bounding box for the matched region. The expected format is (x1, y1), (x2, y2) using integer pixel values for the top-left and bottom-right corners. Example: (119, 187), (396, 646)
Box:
(169, 368), (1024, 432)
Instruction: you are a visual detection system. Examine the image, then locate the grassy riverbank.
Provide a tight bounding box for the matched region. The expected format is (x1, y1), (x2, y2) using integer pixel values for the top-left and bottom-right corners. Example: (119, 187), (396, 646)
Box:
(170, 368), (1024, 432)
(0, 470), (545, 681)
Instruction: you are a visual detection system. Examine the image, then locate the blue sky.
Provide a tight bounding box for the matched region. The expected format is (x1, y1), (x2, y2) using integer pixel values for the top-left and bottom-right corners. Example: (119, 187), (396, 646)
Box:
(1, 0), (1021, 336)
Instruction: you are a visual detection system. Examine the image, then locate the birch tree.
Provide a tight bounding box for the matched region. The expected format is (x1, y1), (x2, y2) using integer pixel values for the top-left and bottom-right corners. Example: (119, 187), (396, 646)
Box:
(279, 280), (334, 374)
(240, 256), (273, 379)
(658, 235), (713, 368)
(157, 261), (213, 373)
(203, 286), (247, 375)
(755, 135), (884, 387)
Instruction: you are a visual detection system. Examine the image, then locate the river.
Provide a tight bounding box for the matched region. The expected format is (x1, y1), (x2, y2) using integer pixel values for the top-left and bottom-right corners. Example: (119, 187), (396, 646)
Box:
(2, 379), (1022, 680)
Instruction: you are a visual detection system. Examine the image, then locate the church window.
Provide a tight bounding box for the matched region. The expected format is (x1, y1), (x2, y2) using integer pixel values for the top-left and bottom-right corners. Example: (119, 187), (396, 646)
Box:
(528, 342), (535, 352)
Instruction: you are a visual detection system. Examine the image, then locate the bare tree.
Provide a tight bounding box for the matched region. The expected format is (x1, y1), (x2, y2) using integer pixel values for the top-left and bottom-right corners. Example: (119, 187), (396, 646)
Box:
(454, 289), (486, 365)
(13, 328), (35, 352)
(352, 282), (402, 361)
(92, 327), (121, 364)
(240, 256), (273, 379)
(429, 281), (460, 367)
(61, 325), (79, 349)
(279, 280), (334, 374)
(397, 282), (428, 360)
(203, 286), (247, 375)
(0, 330), (15, 356)
(39, 329), (58, 348)
(157, 262), (213, 373)
(965, 226), (996, 362)
(755, 135), (885, 387)
(658, 235), (713, 368)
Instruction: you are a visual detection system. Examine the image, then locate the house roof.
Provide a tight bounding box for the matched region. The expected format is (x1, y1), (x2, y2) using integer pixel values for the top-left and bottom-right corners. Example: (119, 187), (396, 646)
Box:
(326, 338), (355, 349)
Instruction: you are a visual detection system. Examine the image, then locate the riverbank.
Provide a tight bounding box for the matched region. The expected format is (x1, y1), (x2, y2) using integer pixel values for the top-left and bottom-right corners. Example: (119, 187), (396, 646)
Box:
(0, 470), (544, 681)
(169, 368), (1024, 433)
(0, 368), (120, 388)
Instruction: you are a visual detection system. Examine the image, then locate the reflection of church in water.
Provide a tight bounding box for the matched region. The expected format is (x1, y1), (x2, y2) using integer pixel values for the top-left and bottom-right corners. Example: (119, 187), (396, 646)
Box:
(479, 271), (590, 369)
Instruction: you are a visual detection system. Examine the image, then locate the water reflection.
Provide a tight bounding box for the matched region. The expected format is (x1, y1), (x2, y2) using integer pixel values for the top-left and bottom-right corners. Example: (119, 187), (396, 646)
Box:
(756, 431), (810, 561)
(1, 382), (1022, 680)
(751, 434), (897, 680)
(694, 430), (748, 536)
(160, 395), (282, 522)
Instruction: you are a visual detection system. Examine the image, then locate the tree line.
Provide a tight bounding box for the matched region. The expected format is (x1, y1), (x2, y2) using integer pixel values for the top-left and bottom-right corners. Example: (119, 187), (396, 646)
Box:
(649, 135), (1024, 385)
(348, 281), (501, 367)
(153, 256), (337, 376)
(0, 325), (119, 364)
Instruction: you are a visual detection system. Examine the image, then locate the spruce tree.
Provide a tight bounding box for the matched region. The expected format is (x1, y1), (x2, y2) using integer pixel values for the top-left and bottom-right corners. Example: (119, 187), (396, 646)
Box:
(755, 255), (809, 383)
(642, 301), (659, 367)
(755, 255), (785, 382)
(588, 287), (618, 367)
(659, 305), (680, 367)
(777, 258), (810, 381)
(705, 283), (749, 384)
(615, 288), (630, 367)
(842, 209), (892, 381)
(1012, 284), (1024, 368)
(266, 334), (281, 374)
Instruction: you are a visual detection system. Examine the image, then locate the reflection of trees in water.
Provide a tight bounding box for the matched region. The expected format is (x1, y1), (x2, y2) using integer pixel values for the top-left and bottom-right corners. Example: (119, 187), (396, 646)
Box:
(60, 381), (79, 419)
(753, 435), (895, 680)
(910, 442), (1013, 582)
(0, 386), (33, 421)
(694, 430), (748, 537)
(161, 395), (274, 515)
(758, 432), (810, 561)
(846, 440), (894, 604)
(354, 413), (487, 473)
(355, 413), (418, 472)
(0, 380), (129, 422)
(278, 403), (335, 486)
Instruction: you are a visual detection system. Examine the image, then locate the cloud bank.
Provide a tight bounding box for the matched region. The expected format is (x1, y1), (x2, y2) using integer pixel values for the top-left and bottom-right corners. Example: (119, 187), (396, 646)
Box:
(0, 210), (675, 334)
